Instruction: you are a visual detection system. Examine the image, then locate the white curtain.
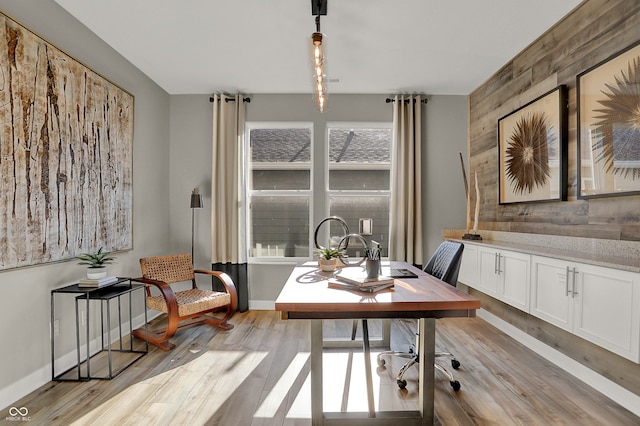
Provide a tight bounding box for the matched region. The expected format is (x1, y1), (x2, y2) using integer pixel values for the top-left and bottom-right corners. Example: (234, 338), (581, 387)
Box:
(211, 94), (247, 265)
(389, 94), (423, 265)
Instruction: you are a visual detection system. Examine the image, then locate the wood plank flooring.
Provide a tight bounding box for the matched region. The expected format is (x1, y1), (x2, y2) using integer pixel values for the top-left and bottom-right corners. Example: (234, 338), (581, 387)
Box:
(4, 311), (638, 425)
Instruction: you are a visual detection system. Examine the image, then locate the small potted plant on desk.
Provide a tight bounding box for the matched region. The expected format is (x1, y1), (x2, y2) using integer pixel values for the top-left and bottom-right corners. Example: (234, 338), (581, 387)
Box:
(315, 247), (344, 272)
(77, 247), (116, 279)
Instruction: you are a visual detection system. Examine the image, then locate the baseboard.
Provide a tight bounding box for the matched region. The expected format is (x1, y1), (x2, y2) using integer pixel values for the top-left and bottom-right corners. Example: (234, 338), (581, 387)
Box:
(249, 300), (275, 310)
(478, 309), (640, 418)
(0, 311), (158, 410)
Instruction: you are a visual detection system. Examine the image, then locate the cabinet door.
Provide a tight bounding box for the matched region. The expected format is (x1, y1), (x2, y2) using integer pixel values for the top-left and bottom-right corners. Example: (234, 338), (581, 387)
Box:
(499, 251), (530, 311)
(477, 247), (500, 296)
(458, 243), (478, 288)
(573, 263), (640, 362)
(530, 255), (573, 331)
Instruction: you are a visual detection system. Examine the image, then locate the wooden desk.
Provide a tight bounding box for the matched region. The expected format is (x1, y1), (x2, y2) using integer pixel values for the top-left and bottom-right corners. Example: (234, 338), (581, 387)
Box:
(275, 261), (480, 425)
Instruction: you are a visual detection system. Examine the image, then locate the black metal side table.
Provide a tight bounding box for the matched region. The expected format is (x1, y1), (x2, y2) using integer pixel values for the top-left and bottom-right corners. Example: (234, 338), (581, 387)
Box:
(50, 278), (148, 381)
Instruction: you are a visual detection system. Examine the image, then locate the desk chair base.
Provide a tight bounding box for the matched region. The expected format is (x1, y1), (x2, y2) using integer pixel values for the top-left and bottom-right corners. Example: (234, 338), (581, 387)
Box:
(377, 345), (461, 391)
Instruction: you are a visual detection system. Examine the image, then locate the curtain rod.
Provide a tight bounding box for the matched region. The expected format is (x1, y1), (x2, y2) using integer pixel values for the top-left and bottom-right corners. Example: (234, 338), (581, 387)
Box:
(209, 97), (251, 103)
(386, 97), (428, 104)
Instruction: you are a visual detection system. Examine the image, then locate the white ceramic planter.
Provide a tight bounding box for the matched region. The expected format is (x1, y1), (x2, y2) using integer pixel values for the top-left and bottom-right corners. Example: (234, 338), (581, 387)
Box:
(318, 258), (337, 272)
(86, 267), (107, 279)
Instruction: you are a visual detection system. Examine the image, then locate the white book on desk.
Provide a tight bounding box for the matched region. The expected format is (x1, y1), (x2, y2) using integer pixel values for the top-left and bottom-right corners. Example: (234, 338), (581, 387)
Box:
(328, 280), (394, 293)
(336, 268), (394, 287)
(78, 276), (118, 287)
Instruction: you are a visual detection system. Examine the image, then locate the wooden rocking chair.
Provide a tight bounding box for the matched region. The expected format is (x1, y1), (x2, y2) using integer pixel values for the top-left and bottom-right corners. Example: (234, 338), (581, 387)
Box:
(131, 254), (237, 350)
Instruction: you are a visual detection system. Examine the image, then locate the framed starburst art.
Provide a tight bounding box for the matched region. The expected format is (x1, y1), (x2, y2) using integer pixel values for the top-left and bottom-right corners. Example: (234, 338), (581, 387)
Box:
(498, 85), (568, 205)
(577, 40), (640, 199)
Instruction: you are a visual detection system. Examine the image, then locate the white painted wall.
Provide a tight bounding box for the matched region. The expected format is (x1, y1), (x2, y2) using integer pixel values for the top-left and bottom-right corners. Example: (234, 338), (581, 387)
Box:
(0, 0), (171, 409)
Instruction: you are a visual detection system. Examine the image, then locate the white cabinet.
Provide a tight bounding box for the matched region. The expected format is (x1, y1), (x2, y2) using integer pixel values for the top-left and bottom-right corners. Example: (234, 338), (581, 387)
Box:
(458, 242), (478, 288)
(531, 255), (640, 362)
(477, 246), (530, 311)
(530, 256), (574, 330)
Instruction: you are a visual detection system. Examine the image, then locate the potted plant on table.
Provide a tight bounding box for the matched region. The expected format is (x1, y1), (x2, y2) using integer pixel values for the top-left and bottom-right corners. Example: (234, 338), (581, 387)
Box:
(77, 247), (116, 279)
(315, 247), (344, 272)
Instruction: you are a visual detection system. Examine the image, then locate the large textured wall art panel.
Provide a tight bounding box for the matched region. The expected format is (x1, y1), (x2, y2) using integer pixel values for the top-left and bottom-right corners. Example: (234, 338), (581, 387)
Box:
(0, 11), (133, 270)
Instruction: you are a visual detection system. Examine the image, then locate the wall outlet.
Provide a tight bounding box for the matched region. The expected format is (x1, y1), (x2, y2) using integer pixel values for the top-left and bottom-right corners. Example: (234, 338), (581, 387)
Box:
(359, 218), (372, 235)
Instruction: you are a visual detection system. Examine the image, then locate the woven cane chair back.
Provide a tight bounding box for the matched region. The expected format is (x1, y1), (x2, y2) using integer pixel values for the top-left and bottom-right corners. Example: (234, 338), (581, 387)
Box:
(140, 254), (195, 284)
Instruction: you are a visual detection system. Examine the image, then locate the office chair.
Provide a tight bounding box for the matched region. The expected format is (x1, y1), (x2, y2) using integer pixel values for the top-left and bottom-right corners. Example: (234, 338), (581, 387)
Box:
(377, 240), (465, 391)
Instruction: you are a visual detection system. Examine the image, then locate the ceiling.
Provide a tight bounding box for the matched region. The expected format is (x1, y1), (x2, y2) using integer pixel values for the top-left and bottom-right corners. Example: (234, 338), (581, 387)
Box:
(54, 0), (582, 96)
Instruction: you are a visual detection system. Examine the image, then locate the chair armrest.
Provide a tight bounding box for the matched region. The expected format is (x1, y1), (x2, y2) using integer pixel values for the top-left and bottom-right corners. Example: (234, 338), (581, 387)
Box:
(131, 277), (179, 316)
(194, 270), (238, 311)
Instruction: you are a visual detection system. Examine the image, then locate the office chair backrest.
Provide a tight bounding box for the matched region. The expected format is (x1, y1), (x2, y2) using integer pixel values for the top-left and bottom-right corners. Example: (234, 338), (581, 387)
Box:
(423, 241), (464, 287)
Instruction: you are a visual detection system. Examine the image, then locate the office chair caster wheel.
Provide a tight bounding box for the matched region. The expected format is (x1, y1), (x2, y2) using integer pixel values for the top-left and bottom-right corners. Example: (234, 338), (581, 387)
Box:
(450, 380), (461, 391)
(451, 359), (460, 369)
(397, 379), (407, 390)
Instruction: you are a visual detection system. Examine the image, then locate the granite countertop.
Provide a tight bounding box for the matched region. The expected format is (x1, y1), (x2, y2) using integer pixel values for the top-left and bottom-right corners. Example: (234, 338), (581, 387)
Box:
(443, 229), (640, 274)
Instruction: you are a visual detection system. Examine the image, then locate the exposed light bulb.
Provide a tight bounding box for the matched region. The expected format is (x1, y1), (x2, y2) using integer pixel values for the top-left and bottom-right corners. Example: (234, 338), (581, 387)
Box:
(311, 31), (327, 112)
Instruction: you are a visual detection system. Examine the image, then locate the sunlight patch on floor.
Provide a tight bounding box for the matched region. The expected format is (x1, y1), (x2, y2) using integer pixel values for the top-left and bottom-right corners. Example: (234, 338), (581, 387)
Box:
(280, 350), (390, 420)
(253, 352), (310, 418)
(71, 350), (268, 425)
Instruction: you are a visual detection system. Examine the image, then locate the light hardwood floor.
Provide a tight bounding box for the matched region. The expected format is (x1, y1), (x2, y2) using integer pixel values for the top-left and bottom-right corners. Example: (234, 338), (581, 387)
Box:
(4, 311), (639, 425)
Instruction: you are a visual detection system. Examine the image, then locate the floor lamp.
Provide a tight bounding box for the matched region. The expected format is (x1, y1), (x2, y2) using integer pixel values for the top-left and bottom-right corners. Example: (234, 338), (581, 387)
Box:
(190, 187), (203, 263)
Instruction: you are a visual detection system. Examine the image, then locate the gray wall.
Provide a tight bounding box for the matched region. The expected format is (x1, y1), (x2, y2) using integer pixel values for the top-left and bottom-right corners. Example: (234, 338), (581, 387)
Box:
(423, 95), (468, 256)
(169, 94), (468, 306)
(0, 0), (171, 408)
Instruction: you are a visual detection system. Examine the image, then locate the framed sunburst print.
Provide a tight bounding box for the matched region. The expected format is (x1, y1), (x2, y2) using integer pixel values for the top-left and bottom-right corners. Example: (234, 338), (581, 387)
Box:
(577, 40), (640, 199)
(498, 85), (568, 205)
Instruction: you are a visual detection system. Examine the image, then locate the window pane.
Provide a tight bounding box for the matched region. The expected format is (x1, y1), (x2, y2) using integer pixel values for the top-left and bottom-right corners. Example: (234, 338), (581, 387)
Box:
(252, 170), (310, 190)
(329, 170), (390, 190)
(329, 128), (391, 190)
(329, 195), (390, 258)
(250, 195), (309, 258)
(328, 128), (391, 164)
(250, 128), (311, 163)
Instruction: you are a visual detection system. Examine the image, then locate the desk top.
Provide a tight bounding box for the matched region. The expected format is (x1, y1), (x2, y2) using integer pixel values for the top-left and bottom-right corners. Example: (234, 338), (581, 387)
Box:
(275, 261), (481, 320)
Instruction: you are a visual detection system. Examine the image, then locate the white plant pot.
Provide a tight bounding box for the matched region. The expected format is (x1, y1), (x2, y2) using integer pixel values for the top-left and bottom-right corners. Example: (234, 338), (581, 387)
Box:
(87, 267), (107, 279)
(318, 258), (337, 272)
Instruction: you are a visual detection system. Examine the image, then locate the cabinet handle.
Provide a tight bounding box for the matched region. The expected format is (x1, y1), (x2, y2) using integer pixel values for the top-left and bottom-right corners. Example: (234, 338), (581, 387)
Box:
(497, 253), (503, 274)
(565, 266), (571, 296)
(572, 267), (578, 297)
(494, 253), (498, 274)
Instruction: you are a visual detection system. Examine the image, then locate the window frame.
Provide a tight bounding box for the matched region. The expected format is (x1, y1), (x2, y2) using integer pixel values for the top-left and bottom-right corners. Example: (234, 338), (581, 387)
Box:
(245, 122), (314, 264)
(244, 121), (392, 264)
(325, 122), (392, 252)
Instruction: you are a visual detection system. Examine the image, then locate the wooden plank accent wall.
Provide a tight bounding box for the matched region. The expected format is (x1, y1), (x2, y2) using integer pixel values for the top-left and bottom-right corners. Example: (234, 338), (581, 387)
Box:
(468, 0), (640, 241)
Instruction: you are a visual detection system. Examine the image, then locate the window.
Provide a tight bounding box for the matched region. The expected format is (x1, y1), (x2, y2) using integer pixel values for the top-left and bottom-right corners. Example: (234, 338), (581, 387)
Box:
(246, 123), (312, 259)
(246, 122), (391, 261)
(327, 125), (392, 258)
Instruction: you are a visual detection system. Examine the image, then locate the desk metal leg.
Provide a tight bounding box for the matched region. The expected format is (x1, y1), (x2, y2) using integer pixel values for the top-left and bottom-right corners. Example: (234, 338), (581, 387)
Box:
(361, 319), (376, 418)
(418, 318), (435, 425)
(310, 320), (323, 426)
